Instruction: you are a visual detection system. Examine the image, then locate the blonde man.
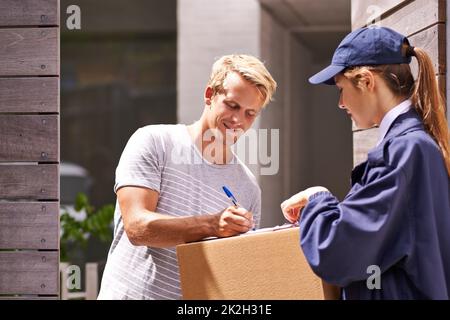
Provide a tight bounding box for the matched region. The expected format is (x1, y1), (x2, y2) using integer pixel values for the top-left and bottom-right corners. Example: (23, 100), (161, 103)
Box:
(98, 54), (277, 300)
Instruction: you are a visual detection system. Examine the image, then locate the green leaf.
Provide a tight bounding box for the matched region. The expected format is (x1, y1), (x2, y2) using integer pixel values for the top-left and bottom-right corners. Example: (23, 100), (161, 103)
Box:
(74, 193), (88, 211)
(60, 192), (115, 259)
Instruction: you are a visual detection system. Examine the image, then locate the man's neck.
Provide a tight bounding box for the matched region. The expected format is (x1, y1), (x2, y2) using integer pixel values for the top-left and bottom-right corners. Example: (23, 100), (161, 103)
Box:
(187, 120), (233, 165)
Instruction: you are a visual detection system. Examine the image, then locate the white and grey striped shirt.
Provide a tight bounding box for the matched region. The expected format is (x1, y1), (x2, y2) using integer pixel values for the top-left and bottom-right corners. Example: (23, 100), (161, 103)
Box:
(97, 124), (261, 300)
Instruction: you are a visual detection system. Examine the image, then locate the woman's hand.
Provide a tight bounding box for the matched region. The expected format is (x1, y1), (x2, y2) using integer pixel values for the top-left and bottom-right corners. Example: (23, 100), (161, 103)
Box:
(281, 186), (329, 223)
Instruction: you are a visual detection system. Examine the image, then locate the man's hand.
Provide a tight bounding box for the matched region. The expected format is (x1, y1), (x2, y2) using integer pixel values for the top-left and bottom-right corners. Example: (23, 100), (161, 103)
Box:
(280, 186), (329, 223)
(214, 206), (254, 237)
(118, 186), (255, 247)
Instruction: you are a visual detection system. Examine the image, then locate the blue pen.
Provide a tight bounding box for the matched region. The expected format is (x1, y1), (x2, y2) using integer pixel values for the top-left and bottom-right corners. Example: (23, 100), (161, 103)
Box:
(222, 186), (239, 207)
(222, 186), (255, 230)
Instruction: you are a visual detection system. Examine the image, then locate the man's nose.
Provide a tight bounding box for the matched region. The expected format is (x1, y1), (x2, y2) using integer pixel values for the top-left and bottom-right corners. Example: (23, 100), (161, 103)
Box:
(230, 113), (241, 124)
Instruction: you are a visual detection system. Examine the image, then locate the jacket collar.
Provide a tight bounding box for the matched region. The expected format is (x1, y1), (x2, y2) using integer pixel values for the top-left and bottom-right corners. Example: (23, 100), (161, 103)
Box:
(382, 108), (424, 142)
(366, 108), (424, 167)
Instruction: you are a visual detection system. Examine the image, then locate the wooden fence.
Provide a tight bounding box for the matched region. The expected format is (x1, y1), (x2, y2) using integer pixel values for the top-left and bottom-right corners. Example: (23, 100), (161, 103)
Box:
(351, 0), (446, 166)
(0, 0), (60, 299)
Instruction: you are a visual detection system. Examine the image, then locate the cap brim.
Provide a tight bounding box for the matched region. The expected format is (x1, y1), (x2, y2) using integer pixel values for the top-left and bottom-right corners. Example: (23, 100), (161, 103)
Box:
(308, 65), (346, 85)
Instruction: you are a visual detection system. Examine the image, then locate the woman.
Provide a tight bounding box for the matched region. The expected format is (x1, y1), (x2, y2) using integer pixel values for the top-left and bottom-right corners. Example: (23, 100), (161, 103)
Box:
(281, 27), (450, 299)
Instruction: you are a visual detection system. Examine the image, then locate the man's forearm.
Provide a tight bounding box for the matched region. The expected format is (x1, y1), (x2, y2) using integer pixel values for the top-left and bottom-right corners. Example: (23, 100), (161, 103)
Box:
(125, 210), (218, 248)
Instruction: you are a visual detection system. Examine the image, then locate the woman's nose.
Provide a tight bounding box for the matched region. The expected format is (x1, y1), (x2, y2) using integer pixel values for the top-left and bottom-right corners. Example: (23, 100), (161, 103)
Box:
(338, 96), (346, 109)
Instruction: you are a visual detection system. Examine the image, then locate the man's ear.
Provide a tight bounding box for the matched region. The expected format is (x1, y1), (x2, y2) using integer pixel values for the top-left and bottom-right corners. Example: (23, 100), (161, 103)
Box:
(204, 86), (214, 105)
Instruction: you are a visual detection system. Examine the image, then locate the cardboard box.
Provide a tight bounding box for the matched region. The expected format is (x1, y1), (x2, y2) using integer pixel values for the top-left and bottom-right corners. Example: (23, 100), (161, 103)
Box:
(176, 227), (340, 299)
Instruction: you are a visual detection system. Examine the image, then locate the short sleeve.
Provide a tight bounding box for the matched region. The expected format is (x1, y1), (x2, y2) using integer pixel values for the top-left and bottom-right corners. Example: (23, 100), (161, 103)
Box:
(249, 186), (262, 228)
(114, 128), (162, 194)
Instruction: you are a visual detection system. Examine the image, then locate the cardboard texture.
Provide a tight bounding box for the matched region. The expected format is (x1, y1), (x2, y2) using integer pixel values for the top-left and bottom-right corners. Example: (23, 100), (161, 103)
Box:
(176, 227), (339, 300)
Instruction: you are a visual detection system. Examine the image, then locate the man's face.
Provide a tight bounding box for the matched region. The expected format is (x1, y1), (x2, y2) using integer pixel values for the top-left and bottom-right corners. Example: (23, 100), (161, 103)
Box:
(205, 71), (264, 145)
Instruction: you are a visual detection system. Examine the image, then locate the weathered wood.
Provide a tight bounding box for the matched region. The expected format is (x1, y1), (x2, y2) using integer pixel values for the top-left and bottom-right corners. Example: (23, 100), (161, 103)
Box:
(353, 127), (379, 167)
(351, 0), (446, 76)
(0, 164), (58, 200)
(408, 24), (446, 75)
(448, 0), (450, 121)
(369, 0), (444, 36)
(0, 251), (58, 295)
(0, 0), (60, 300)
(0, 202), (59, 250)
(438, 75), (446, 100)
(352, 0), (406, 29)
(0, 115), (58, 162)
(0, 78), (59, 113)
(0, 28), (58, 76)
(0, 0), (59, 26)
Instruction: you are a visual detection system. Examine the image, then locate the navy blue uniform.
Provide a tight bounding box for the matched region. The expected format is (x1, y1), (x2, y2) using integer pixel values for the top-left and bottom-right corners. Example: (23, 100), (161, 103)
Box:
(300, 109), (450, 299)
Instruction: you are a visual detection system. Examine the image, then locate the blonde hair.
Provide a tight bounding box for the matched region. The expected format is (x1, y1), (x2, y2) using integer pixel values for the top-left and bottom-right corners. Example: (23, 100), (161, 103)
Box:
(343, 47), (450, 176)
(208, 54), (277, 108)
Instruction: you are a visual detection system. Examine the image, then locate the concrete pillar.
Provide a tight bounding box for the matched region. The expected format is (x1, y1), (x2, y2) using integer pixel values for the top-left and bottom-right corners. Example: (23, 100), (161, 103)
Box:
(177, 0), (261, 125)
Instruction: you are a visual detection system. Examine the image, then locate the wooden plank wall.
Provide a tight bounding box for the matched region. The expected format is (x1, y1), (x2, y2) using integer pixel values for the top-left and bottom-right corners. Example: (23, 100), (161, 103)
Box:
(351, 0), (446, 166)
(0, 0), (60, 299)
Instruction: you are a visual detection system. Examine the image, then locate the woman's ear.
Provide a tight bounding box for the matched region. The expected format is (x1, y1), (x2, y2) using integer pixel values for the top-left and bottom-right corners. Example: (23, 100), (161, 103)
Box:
(204, 86), (214, 106)
(359, 70), (376, 91)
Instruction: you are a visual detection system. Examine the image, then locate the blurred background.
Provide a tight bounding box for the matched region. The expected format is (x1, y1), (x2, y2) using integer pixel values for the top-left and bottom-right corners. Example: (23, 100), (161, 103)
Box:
(59, 0), (352, 296)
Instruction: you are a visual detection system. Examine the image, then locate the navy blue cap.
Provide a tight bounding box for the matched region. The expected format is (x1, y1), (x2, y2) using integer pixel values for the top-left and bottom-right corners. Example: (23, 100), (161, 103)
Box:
(309, 27), (412, 85)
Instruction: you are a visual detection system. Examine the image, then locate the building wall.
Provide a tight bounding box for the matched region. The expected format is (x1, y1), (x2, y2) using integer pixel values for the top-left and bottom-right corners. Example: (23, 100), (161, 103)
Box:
(308, 64), (353, 196)
(177, 0), (260, 125)
(259, 8), (288, 226)
(260, 8), (352, 227)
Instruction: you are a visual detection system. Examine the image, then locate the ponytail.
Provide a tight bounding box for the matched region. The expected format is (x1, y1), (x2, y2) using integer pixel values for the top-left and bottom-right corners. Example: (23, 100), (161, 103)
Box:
(410, 47), (450, 176)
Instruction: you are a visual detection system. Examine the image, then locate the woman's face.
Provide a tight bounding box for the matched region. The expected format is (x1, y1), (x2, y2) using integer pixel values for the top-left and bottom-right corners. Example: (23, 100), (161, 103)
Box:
(334, 73), (378, 129)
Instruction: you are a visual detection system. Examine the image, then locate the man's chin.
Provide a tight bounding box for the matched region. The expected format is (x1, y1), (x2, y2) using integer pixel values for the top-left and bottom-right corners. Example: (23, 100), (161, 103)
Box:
(218, 135), (237, 146)
(225, 131), (243, 145)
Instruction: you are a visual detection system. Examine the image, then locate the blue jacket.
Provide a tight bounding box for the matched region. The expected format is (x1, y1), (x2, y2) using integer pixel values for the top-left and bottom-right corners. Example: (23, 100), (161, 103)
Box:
(300, 109), (450, 299)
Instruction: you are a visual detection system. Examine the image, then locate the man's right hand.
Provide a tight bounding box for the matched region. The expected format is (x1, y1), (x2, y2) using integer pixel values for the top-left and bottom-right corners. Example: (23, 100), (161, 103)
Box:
(214, 206), (254, 237)
(118, 186), (255, 246)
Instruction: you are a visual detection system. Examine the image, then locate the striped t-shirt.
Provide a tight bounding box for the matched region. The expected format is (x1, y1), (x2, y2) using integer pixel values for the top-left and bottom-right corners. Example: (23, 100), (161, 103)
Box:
(97, 124), (261, 300)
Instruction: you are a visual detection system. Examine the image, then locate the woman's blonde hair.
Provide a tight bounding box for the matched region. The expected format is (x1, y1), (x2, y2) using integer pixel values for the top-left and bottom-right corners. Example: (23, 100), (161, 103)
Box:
(208, 54), (277, 108)
(343, 46), (450, 176)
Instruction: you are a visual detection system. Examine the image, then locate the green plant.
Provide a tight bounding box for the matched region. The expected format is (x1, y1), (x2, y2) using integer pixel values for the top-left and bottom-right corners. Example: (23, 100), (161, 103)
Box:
(60, 193), (114, 261)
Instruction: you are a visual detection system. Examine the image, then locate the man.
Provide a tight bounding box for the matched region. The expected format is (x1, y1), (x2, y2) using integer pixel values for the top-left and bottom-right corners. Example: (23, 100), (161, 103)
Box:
(98, 54), (277, 299)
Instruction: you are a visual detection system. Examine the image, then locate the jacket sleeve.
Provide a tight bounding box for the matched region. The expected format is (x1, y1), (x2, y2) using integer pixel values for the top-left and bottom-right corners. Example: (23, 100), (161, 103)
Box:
(299, 156), (413, 287)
